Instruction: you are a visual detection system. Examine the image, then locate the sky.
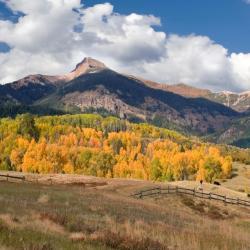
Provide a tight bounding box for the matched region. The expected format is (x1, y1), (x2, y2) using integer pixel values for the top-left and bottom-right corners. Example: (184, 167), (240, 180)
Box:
(0, 0), (250, 92)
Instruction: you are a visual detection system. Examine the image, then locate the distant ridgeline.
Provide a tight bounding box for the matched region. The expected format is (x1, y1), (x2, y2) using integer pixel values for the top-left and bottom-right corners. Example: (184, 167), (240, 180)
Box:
(0, 113), (249, 182)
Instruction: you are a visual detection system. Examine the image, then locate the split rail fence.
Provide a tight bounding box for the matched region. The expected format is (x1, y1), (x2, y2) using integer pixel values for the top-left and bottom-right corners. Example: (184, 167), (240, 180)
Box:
(0, 173), (25, 182)
(131, 186), (250, 207)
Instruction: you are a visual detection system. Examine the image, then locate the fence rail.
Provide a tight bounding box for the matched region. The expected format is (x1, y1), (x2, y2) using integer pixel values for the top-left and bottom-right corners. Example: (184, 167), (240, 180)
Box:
(0, 173), (25, 182)
(131, 186), (250, 207)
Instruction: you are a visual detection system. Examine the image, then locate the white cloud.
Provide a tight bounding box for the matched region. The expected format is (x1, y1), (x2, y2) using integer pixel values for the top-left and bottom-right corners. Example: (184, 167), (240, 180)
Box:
(0, 0), (250, 92)
(123, 35), (234, 91)
(244, 0), (250, 4)
(230, 53), (250, 87)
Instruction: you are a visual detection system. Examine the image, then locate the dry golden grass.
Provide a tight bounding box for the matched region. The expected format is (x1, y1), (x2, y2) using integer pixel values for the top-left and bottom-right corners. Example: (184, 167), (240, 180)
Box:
(0, 169), (249, 249)
(222, 163), (250, 195)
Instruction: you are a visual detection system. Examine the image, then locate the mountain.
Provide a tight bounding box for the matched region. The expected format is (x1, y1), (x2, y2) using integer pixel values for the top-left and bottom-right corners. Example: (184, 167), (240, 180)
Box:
(0, 58), (107, 105)
(124, 80), (250, 147)
(206, 91), (250, 112)
(131, 78), (211, 98)
(144, 82), (250, 113)
(150, 84), (250, 147)
(0, 57), (239, 136)
(209, 115), (250, 148)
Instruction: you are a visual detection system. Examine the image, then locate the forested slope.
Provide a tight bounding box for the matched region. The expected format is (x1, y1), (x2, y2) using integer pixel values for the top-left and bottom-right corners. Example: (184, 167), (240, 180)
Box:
(1, 113), (248, 182)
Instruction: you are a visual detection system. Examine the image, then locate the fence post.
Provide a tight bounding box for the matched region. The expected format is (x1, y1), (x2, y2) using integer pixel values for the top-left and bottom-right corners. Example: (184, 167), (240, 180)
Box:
(130, 187), (249, 207)
(139, 191), (142, 199)
(6, 174), (8, 182)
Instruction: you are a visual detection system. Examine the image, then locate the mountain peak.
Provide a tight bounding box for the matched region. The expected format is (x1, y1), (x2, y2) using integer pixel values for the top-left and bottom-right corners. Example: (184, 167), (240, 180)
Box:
(63, 57), (107, 82)
(74, 57), (107, 71)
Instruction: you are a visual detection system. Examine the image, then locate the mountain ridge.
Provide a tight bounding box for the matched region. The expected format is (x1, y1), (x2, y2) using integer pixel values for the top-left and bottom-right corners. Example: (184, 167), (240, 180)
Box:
(127, 76), (250, 113)
(2, 57), (249, 112)
(1, 57), (248, 145)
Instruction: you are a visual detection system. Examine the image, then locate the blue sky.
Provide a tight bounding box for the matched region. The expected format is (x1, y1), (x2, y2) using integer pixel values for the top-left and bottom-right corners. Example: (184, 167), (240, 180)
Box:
(1, 0), (250, 53)
(83, 0), (250, 53)
(0, 0), (250, 91)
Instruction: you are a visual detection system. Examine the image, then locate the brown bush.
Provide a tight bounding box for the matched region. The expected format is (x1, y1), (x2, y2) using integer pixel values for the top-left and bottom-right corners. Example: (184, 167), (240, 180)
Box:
(95, 231), (168, 250)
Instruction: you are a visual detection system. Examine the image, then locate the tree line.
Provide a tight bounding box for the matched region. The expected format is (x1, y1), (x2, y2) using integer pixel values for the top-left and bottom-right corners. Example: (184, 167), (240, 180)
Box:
(0, 113), (248, 182)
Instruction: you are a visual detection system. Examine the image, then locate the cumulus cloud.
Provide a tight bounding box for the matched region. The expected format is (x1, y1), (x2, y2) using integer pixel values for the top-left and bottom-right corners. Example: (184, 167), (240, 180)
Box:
(0, 0), (250, 91)
(125, 35), (250, 91)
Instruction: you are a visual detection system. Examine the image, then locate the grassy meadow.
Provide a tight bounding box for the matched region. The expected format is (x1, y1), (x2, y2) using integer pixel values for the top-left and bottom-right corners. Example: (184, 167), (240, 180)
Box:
(0, 173), (249, 250)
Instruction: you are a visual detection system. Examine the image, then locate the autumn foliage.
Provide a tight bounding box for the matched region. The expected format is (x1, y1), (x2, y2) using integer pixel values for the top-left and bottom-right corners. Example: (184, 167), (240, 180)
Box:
(0, 114), (235, 182)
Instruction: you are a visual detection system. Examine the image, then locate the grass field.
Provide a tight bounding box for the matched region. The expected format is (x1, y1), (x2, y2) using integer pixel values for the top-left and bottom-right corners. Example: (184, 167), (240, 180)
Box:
(222, 162), (250, 194)
(0, 172), (249, 250)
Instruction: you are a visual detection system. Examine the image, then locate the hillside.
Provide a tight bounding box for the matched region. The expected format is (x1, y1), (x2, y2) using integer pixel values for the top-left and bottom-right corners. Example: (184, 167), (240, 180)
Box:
(2, 57), (250, 146)
(134, 79), (211, 98)
(139, 81), (250, 113)
(0, 113), (236, 182)
(0, 58), (239, 135)
(0, 58), (106, 109)
(206, 115), (250, 148)
(1, 113), (250, 186)
(0, 113), (249, 250)
(206, 91), (250, 112)
(0, 175), (249, 250)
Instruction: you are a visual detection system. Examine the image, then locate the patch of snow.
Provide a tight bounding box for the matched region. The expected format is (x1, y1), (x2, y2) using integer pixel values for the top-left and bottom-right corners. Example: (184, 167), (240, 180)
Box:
(220, 90), (237, 96)
(240, 90), (250, 96)
(88, 70), (101, 74)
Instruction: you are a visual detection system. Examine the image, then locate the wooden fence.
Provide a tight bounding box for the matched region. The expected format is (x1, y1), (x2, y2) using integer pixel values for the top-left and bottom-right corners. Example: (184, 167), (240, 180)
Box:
(131, 186), (250, 207)
(0, 173), (25, 182)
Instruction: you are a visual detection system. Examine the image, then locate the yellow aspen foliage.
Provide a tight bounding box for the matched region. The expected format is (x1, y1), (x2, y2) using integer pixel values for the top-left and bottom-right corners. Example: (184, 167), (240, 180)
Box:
(0, 114), (235, 182)
(106, 170), (113, 178)
(63, 163), (74, 174)
(10, 137), (30, 171)
(196, 167), (206, 182)
(208, 147), (220, 157)
(10, 150), (22, 171)
(221, 156), (232, 178)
